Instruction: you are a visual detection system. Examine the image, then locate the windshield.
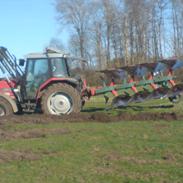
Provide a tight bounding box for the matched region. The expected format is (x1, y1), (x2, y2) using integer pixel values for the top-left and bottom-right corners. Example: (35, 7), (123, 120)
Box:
(50, 58), (68, 77)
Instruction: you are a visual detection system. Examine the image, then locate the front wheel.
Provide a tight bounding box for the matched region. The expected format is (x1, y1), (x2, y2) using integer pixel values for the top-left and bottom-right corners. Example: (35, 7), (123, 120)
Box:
(41, 83), (81, 115)
(0, 97), (13, 117)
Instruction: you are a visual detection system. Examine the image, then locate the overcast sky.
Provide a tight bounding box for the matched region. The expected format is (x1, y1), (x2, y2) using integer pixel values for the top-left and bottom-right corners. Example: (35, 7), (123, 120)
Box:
(0, 0), (67, 58)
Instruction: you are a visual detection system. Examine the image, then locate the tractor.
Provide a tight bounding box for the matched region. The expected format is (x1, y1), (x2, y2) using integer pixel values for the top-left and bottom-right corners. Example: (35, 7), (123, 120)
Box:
(1, 46), (183, 117)
(0, 47), (85, 116)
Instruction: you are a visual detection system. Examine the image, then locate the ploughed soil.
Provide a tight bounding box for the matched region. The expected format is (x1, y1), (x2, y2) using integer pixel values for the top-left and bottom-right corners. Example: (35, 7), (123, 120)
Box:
(0, 111), (182, 125)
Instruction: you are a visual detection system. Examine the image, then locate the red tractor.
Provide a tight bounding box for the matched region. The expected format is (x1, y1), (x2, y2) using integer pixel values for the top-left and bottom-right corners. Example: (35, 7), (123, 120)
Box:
(0, 47), (85, 116)
(1, 46), (183, 117)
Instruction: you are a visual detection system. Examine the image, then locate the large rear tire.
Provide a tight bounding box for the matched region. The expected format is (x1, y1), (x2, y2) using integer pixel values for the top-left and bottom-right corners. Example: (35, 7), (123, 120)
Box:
(0, 97), (13, 116)
(41, 83), (81, 115)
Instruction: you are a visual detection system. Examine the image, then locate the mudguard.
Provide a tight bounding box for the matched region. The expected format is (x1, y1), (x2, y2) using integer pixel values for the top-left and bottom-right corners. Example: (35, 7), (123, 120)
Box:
(0, 94), (18, 113)
(36, 77), (80, 99)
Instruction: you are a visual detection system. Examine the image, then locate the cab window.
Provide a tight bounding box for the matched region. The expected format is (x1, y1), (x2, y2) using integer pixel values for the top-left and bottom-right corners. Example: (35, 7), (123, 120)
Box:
(50, 58), (68, 77)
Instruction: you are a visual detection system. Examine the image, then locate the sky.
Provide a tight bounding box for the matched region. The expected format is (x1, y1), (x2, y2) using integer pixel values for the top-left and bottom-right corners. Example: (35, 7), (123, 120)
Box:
(0, 0), (68, 58)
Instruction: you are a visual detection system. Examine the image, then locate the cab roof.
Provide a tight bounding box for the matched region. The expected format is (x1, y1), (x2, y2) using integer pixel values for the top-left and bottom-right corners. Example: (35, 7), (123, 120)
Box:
(26, 48), (69, 59)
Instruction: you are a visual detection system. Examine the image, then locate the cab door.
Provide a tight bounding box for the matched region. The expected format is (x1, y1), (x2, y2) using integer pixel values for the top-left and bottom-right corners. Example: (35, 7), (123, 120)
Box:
(25, 58), (50, 99)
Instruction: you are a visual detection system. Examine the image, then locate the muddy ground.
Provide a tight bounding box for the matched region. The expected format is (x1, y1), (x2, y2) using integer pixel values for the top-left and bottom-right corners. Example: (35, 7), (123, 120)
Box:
(0, 111), (182, 125)
(0, 112), (182, 163)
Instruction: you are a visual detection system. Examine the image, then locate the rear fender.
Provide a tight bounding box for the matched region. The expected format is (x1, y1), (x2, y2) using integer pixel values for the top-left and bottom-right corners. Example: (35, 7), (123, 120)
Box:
(36, 78), (79, 99)
(0, 94), (18, 113)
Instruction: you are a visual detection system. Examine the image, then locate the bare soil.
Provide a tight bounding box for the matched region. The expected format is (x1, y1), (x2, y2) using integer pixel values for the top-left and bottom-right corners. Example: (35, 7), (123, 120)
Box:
(0, 111), (182, 125)
(0, 150), (40, 163)
(0, 128), (70, 140)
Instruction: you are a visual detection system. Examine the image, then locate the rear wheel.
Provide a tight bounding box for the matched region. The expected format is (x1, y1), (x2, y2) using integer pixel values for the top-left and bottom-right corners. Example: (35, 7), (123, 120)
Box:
(41, 83), (81, 115)
(0, 97), (13, 116)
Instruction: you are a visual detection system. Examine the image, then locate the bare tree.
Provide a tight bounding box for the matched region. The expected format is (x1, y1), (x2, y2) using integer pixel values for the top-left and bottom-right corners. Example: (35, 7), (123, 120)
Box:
(171, 0), (183, 57)
(54, 0), (183, 69)
(55, 0), (95, 68)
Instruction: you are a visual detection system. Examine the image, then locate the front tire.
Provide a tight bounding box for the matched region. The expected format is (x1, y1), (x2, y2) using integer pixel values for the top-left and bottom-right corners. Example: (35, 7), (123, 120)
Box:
(0, 97), (13, 116)
(41, 83), (81, 115)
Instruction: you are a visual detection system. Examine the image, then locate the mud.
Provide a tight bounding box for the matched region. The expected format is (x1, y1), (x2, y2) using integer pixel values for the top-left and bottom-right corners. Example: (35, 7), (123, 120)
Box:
(0, 112), (182, 125)
(116, 112), (179, 121)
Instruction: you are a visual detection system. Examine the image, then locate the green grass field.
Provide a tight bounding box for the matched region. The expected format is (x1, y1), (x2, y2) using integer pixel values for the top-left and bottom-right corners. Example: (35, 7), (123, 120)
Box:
(0, 97), (183, 183)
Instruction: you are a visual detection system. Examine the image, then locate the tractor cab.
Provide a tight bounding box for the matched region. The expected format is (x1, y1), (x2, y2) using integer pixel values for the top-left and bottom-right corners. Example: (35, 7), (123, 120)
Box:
(23, 48), (71, 99)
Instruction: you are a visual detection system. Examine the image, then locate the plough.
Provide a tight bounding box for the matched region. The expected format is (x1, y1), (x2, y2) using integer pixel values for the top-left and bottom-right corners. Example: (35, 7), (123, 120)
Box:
(86, 59), (183, 107)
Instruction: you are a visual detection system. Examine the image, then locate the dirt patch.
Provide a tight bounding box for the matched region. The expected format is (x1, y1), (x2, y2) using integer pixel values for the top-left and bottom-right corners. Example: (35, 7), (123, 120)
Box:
(0, 150), (40, 163)
(0, 113), (91, 124)
(102, 149), (180, 167)
(103, 151), (178, 166)
(95, 167), (115, 175)
(0, 128), (70, 140)
(89, 113), (112, 122)
(0, 112), (183, 125)
(116, 112), (179, 121)
(104, 151), (121, 161)
(162, 153), (176, 161)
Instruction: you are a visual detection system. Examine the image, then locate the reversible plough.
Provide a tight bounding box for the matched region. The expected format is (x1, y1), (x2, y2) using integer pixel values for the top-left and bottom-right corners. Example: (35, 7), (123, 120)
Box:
(86, 59), (183, 107)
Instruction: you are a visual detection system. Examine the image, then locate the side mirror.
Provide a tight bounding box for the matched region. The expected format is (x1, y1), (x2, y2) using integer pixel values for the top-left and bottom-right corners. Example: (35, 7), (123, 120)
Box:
(19, 59), (25, 66)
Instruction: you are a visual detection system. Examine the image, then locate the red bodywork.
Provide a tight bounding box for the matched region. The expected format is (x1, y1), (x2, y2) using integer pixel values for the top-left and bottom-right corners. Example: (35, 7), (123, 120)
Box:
(36, 77), (79, 99)
(0, 79), (16, 98)
(1, 77), (80, 101)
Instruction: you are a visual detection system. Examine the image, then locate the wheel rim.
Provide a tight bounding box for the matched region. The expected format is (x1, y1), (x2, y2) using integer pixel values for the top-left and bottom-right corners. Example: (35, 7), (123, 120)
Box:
(47, 92), (73, 115)
(0, 105), (6, 116)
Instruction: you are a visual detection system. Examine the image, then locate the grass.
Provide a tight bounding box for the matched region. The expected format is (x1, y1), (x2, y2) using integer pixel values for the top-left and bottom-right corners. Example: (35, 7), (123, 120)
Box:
(0, 98), (183, 183)
(84, 94), (183, 115)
